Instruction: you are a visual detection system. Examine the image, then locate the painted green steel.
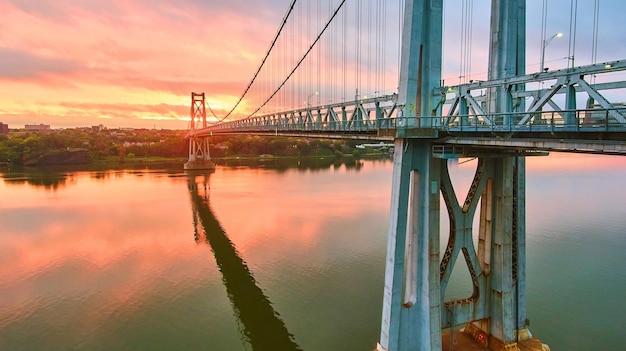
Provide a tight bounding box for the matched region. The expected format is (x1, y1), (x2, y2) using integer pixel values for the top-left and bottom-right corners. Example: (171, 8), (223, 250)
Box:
(378, 1), (444, 350)
(439, 159), (489, 329)
(482, 0), (531, 346)
(379, 139), (442, 351)
(197, 60), (626, 145)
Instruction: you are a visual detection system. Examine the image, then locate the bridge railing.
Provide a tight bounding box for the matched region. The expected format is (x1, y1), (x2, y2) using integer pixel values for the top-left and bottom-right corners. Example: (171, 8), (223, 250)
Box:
(196, 106), (626, 136)
(440, 106), (626, 133)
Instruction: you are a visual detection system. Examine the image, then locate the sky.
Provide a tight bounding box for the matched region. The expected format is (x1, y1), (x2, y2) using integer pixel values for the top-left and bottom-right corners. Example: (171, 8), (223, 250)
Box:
(1, 0), (625, 130)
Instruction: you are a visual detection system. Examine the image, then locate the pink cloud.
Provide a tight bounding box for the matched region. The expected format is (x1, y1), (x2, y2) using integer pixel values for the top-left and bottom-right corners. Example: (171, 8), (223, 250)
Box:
(0, 0), (286, 128)
(2, 0), (624, 129)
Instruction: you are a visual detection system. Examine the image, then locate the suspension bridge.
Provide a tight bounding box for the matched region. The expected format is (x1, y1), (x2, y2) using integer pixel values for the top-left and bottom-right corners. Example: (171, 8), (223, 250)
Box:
(184, 0), (626, 350)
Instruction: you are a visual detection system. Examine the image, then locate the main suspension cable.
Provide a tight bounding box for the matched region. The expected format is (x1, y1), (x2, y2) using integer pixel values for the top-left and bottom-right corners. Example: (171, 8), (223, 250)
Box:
(246, 0), (348, 118)
(208, 0), (298, 123)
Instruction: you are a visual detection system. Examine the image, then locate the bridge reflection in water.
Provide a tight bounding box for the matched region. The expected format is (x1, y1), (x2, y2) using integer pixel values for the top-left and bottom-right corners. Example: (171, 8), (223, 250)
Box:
(187, 172), (302, 351)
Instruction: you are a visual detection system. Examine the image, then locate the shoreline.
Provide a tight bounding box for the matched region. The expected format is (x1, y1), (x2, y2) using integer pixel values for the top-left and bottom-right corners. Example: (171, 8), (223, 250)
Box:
(0, 153), (391, 173)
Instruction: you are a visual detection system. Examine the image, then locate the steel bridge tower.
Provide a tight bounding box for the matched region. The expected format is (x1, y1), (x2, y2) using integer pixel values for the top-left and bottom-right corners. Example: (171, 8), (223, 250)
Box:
(377, 1), (548, 350)
(185, 92), (215, 170)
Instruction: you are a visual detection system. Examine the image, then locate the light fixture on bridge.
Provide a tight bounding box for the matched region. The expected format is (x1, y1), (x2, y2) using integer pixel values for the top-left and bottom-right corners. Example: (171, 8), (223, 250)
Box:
(306, 92), (319, 107)
(540, 32), (563, 72)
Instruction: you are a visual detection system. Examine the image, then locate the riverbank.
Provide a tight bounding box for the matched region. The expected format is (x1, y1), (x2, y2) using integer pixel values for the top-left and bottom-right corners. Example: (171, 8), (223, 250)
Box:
(0, 153), (391, 173)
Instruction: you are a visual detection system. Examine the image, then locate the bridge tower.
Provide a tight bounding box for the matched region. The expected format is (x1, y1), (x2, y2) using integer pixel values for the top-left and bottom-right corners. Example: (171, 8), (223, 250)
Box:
(377, 1), (548, 350)
(184, 92), (215, 170)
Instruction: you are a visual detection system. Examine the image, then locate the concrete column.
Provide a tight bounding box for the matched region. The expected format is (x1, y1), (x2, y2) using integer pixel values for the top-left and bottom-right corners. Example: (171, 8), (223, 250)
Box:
(397, 0), (443, 123)
(472, 157), (534, 349)
(378, 139), (441, 351)
(487, 0), (526, 124)
(489, 157), (517, 343)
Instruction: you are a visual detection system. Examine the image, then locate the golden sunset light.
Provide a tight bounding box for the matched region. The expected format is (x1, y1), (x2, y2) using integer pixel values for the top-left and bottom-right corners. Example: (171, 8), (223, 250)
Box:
(0, 0), (283, 129)
(3, 1), (626, 350)
(3, 0), (625, 130)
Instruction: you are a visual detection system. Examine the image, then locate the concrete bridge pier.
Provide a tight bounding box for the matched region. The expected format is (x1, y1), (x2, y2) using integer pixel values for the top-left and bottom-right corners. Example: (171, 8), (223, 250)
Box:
(185, 135), (215, 170)
(444, 156), (548, 351)
(377, 144), (549, 351)
(378, 138), (443, 351)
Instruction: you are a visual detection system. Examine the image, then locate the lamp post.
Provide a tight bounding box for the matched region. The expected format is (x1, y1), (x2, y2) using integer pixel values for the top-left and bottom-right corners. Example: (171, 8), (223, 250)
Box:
(540, 32), (563, 72)
(305, 92), (318, 108)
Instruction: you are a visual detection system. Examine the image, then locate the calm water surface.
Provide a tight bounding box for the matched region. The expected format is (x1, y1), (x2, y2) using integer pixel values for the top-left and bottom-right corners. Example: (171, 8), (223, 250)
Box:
(1, 155), (625, 350)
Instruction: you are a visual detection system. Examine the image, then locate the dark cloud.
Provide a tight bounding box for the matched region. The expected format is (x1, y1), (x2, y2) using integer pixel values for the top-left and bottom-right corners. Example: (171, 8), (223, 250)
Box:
(0, 49), (81, 80)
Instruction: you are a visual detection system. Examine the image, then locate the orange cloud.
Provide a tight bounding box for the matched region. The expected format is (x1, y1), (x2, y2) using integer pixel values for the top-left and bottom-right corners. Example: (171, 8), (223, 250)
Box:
(0, 0), (283, 129)
(3, 0), (624, 130)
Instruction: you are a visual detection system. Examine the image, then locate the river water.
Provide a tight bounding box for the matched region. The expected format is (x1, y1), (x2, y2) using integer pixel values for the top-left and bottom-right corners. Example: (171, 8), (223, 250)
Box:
(0, 154), (625, 350)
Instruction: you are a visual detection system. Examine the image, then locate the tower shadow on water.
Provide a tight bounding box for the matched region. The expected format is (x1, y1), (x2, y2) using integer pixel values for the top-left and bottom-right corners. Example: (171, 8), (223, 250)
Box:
(187, 172), (302, 351)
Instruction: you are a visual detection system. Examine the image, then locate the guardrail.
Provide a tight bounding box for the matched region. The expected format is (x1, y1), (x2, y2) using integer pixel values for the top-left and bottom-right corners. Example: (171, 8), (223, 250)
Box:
(440, 107), (626, 133)
(195, 107), (626, 136)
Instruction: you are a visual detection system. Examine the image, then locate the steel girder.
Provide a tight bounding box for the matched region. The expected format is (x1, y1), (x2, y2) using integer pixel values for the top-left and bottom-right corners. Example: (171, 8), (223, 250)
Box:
(441, 60), (626, 128)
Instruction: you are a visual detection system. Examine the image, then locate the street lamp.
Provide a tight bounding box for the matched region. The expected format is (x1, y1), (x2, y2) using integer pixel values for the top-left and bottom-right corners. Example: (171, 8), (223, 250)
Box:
(540, 32), (563, 72)
(305, 92), (318, 108)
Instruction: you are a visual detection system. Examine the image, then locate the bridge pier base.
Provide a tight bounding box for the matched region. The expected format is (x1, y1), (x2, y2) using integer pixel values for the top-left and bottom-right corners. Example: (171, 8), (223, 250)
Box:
(378, 140), (548, 351)
(184, 136), (215, 170)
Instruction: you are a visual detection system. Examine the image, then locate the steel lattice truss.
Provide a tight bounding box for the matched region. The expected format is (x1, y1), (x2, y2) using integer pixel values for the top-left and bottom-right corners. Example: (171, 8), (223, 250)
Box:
(197, 60), (626, 135)
(441, 60), (626, 130)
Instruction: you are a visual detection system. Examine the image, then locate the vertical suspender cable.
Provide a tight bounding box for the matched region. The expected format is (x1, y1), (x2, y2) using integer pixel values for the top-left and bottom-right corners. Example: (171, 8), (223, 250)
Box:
(307, 0), (311, 101)
(374, 0), (382, 97)
(357, 0), (362, 100)
(328, 0), (332, 105)
(342, 1), (346, 101)
(374, 0), (378, 96)
(466, 0), (474, 81)
(461, 0), (474, 83)
(291, 7), (294, 110)
(381, 0), (386, 95)
(459, 2), (463, 84)
(365, 0), (373, 95)
(459, 0), (466, 84)
(441, 0), (445, 87)
(567, 0), (578, 69)
(398, 0), (404, 91)
(282, 31), (284, 111)
(591, 0), (600, 84)
(243, 0), (298, 119)
(317, 0), (321, 105)
(540, 0), (547, 72)
(297, 1), (301, 110)
(246, 0), (349, 117)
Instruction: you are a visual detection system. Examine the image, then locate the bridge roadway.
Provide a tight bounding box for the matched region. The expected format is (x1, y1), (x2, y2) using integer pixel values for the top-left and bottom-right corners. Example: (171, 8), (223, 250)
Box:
(194, 60), (626, 156)
(195, 112), (626, 155)
(196, 115), (626, 157)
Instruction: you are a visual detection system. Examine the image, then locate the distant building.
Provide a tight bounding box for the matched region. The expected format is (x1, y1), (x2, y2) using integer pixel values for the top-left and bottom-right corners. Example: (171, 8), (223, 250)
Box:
(25, 124), (51, 132)
(0, 122), (8, 133)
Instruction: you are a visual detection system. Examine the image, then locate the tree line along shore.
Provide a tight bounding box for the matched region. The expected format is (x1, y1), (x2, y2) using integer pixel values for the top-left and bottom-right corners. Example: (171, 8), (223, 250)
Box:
(0, 128), (388, 166)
